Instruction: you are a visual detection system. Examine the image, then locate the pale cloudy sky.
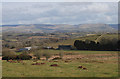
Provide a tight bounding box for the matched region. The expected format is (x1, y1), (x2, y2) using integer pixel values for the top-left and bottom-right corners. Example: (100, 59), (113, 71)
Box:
(2, 2), (118, 25)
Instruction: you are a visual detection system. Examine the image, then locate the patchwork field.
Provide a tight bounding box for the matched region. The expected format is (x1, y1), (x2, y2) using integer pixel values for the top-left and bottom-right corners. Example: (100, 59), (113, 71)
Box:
(2, 50), (118, 77)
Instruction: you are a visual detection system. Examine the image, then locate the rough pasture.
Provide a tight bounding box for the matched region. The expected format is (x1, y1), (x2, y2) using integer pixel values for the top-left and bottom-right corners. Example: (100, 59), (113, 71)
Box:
(2, 51), (118, 77)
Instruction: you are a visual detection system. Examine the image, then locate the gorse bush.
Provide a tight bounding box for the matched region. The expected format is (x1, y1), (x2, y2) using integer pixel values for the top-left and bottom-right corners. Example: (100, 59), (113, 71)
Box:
(2, 55), (17, 60)
(16, 54), (32, 60)
(2, 48), (17, 60)
(2, 53), (32, 60)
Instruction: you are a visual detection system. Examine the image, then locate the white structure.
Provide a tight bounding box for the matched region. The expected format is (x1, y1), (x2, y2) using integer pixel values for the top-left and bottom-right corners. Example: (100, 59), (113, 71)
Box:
(25, 47), (32, 50)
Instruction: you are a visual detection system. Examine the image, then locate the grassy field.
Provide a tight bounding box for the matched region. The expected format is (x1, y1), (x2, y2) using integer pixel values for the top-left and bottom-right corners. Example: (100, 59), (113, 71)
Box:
(31, 49), (118, 55)
(96, 34), (118, 42)
(2, 50), (118, 77)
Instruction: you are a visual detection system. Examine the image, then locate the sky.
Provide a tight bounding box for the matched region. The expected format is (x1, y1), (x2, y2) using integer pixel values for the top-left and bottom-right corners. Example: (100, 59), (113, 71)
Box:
(2, 2), (118, 25)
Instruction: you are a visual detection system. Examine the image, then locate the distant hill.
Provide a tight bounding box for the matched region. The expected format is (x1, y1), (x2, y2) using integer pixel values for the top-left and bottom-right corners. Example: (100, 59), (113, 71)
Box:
(2, 24), (117, 33)
(108, 24), (118, 29)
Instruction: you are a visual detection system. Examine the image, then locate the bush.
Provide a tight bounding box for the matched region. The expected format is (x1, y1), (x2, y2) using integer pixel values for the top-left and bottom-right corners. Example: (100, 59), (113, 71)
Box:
(16, 54), (32, 60)
(2, 55), (17, 60)
(2, 48), (17, 60)
(2, 48), (32, 60)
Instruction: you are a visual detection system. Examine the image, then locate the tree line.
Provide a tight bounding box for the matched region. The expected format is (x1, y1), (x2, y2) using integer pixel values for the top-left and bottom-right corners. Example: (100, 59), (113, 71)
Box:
(74, 39), (119, 51)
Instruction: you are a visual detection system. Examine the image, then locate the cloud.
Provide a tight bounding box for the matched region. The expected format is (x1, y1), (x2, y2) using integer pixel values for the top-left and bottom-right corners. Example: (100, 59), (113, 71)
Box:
(2, 2), (118, 25)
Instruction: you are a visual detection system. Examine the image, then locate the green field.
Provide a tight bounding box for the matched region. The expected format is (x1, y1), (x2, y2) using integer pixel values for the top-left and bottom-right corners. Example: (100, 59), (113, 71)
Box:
(96, 34), (118, 42)
(2, 50), (118, 77)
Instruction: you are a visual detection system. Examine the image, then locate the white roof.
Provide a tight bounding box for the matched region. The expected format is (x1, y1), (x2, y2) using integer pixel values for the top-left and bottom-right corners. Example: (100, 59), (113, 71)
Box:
(25, 47), (32, 50)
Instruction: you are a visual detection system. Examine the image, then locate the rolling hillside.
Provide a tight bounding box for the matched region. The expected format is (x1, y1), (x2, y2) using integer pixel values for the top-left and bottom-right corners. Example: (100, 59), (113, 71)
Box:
(47, 35), (101, 48)
(2, 24), (117, 33)
(47, 34), (118, 48)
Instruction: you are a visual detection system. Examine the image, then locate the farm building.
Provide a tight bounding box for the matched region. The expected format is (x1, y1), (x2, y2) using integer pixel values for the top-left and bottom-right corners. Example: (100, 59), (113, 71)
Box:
(25, 47), (32, 50)
(58, 45), (72, 50)
(43, 46), (54, 49)
(17, 47), (32, 52)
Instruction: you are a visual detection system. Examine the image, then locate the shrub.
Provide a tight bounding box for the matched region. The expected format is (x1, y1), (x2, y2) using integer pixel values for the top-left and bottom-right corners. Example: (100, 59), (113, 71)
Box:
(16, 54), (32, 60)
(2, 48), (17, 60)
(2, 55), (17, 60)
